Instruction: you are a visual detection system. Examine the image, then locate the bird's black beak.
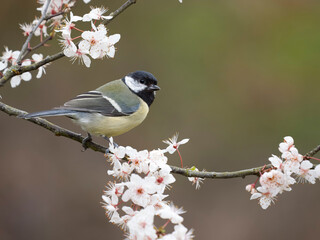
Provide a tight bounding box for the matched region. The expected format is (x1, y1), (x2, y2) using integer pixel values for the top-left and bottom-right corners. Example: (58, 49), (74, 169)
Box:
(147, 84), (160, 91)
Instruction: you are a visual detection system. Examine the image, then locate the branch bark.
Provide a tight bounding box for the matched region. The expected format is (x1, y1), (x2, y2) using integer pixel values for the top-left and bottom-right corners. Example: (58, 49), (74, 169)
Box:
(16, 0), (52, 64)
(0, 0), (137, 87)
(1, 101), (319, 179)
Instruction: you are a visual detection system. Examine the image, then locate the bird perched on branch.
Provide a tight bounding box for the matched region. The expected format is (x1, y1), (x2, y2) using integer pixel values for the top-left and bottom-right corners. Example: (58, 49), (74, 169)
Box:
(21, 71), (160, 149)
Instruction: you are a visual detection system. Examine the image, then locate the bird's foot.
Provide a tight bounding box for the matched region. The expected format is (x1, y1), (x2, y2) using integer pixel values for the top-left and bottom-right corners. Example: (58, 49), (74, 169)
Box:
(81, 133), (92, 151)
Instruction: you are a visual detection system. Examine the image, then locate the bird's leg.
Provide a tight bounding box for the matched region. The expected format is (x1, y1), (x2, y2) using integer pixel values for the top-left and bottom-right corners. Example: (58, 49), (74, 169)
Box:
(81, 133), (92, 151)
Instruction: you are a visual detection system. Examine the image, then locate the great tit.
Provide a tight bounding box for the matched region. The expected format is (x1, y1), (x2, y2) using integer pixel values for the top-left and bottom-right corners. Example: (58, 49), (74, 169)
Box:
(22, 71), (160, 147)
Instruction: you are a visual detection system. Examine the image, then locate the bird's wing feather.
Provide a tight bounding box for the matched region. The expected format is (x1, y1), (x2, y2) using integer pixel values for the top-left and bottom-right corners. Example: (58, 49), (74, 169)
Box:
(60, 90), (140, 117)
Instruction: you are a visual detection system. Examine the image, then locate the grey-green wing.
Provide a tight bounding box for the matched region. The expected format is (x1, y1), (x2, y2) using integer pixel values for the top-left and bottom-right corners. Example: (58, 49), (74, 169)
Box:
(58, 80), (140, 117)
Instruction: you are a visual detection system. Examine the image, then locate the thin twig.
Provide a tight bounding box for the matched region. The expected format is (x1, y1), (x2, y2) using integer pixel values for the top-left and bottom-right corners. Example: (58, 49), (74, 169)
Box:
(44, 11), (66, 21)
(29, 35), (53, 51)
(0, 52), (65, 87)
(1, 101), (319, 179)
(0, 0), (137, 88)
(16, 0), (52, 65)
(102, 0), (137, 26)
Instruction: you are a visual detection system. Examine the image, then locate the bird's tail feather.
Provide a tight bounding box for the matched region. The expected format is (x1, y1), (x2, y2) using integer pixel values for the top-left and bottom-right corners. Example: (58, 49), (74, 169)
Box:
(19, 109), (77, 119)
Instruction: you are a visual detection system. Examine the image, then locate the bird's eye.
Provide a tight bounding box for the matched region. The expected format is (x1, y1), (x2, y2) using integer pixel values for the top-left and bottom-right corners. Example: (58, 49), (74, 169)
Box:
(139, 79), (145, 84)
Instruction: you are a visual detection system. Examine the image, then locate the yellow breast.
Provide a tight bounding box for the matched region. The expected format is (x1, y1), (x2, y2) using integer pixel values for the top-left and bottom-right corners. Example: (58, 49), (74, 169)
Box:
(73, 99), (149, 137)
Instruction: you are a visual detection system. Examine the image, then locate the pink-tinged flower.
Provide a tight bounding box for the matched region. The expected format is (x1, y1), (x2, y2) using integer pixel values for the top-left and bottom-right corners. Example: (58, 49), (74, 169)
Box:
(64, 41), (91, 68)
(188, 167), (204, 189)
(148, 169), (176, 193)
(0, 47), (20, 70)
(19, 23), (33, 36)
(171, 224), (194, 240)
(315, 164), (320, 179)
(32, 18), (48, 37)
(122, 174), (157, 207)
(10, 59), (32, 88)
(279, 136), (294, 153)
(282, 147), (303, 174)
(163, 133), (189, 154)
(245, 184), (257, 194)
(82, 7), (113, 22)
(149, 193), (168, 213)
(102, 195), (123, 226)
(121, 206), (137, 225)
(297, 160), (317, 184)
(104, 182), (124, 204)
(148, 149), (170, 172)
(259, 169), (294, 195)
(102, 195), (118, 217)
(158, 203), (185, 224)
(107, 159), (133, 180)
(126, 206), (157, 240)
(269, 155), (283, 170)
(101, 34), (121, 58)
(59, 12), (82, 35)
(32, 53), (47, 78)
(250, 186), (275, 210)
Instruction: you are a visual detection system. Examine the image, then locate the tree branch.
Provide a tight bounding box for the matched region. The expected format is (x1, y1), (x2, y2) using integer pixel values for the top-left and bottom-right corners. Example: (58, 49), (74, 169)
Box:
(0, 101), (106, 153)
(16, 0), (52, 65)
(0, 0), (137, 87)
(1, 101), (319, 179)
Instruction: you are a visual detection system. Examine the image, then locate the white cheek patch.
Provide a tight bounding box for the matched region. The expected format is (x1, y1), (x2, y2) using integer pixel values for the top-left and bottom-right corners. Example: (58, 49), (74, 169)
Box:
(125, 76), (147, 93)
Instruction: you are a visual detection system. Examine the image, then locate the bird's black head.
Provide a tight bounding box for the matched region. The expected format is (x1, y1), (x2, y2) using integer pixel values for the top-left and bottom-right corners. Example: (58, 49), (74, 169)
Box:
(123, 71), (160, 106)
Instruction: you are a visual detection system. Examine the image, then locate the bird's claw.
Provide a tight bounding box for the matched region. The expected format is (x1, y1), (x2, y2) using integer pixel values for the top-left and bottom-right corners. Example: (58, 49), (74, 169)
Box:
(81, 133), (92, 151)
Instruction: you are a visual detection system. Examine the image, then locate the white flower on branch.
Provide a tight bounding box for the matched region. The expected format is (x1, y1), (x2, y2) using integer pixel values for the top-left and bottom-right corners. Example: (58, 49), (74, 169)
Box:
(163, 133), (189, 154)
(158, 203), (185, 224)
(10, 59), (32, 88)
(126, 206), (157, 240)
(297, 160), (318, 184)
(19, 23), (33, 37)
(278, 136), (294, 153)
(0, 47), (20, 71)
(64, 40), (91, 67)
(248, 136), (320, 209)
(188, 167), (205, 189)
(58, 12), (83, 35)
(37, 0), (75, 15)
(32, 18), (48, 37)
(162, 224), (194, 240)
(104, 137), (194, 238)
(122, 174), (157, 208)
(250, 186), (276, 210)
(32, 53), (48, 78)
(82, 7), (113, 22)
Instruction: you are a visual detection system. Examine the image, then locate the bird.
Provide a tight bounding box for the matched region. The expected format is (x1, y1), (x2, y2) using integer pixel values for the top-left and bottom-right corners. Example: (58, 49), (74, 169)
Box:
(21, 71), (160, 149)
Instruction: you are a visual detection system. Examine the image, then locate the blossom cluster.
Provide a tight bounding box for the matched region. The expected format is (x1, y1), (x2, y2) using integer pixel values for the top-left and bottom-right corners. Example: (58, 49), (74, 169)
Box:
(0, 48), (47, 88)
(247, 136), (320, 209)
(102, 135), (195, 240)
(58, 9), (120, 68)
(0, 1), (120, 88)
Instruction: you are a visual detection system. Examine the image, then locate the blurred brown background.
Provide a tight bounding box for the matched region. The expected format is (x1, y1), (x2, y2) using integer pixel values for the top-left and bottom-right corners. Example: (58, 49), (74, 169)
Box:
(1, 0), (320, 239)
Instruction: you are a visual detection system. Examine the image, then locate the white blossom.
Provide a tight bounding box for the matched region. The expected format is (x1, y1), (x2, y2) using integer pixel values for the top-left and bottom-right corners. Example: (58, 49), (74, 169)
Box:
(158, 203), (185, 224)
(122, 174), (157, 207)
(163, 133), (189, 154)
(19, 23), (33, 36)
(126, 206), (157, 240)
(10, 59), (32, 88)
(82, 7), (113, 22)
(297, 160), (317, 184)
(32, 53), (47, 78)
